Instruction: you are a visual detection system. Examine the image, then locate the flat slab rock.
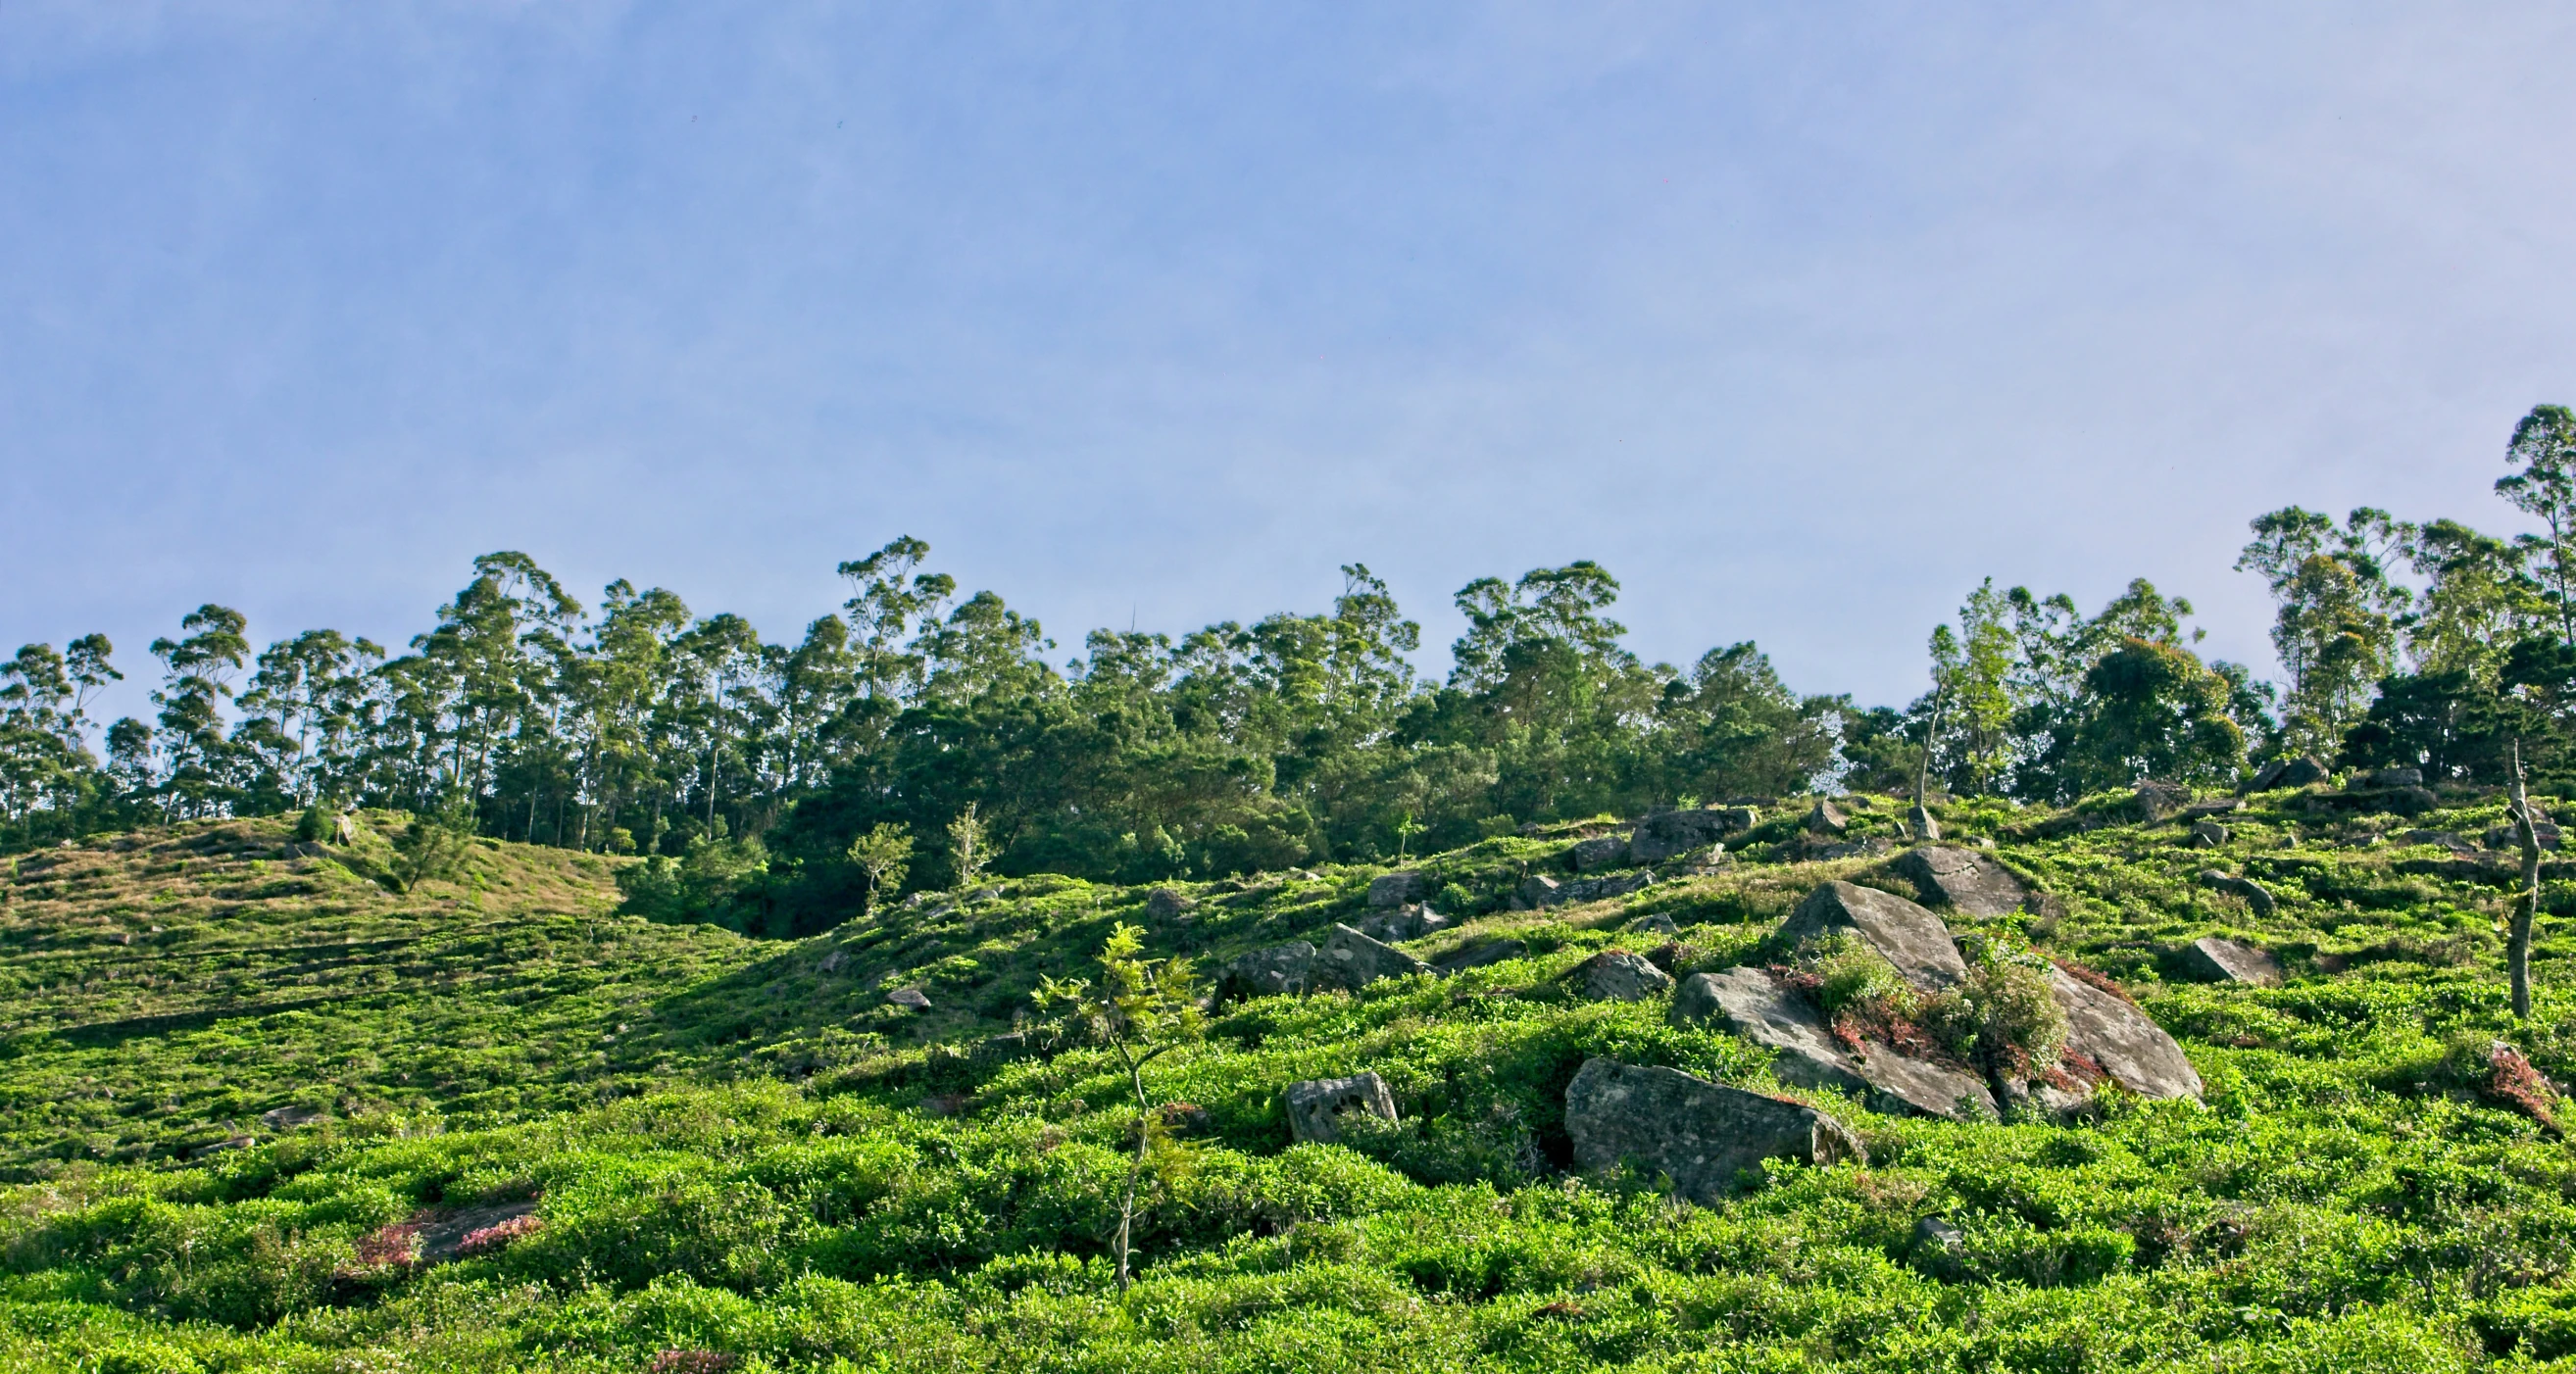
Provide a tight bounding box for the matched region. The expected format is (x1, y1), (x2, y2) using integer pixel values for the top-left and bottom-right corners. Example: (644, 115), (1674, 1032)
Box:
(1575, 949), (1674, 1002)
(2049, 965), (2203, 1102)
(1318, 923), (1430, 989)
(1778, 881), (1968, 991)
(1886, 847), (2029, 918)
(1284, 1072), (1399, 1144)
(2177, 936), (2283, 987)
(1564, 1058), (1864, 1204)
(1672, 967), (1995, 1121)
(1431, 937), (1527, 973)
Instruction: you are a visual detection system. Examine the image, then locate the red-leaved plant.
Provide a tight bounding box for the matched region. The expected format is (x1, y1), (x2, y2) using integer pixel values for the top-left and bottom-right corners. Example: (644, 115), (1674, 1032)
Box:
(456, 1213), (542, 1256)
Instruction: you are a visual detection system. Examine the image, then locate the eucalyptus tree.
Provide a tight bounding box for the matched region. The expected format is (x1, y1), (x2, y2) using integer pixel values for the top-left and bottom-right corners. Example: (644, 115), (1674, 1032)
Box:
(2236, 507), (2410, 757)
(146, 606), (252, 818)
(2501, 405), (2576, 647)
(234, 629), (384, 809)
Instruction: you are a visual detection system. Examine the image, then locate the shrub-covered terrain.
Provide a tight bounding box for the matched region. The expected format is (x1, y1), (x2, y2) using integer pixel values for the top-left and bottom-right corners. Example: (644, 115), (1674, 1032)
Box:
(8, 782), (2576, 1371)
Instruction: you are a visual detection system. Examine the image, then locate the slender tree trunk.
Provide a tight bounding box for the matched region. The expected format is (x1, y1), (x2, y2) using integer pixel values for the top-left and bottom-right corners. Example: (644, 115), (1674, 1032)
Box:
(1117, 1053), (1150, 1294)
(2511, 741), (2543, 1020)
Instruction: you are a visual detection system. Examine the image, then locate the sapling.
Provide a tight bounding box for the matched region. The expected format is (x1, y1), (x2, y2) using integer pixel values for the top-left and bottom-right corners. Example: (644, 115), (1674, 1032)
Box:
(947, 803), (990, 889)
(845, 822), (913, 915)
(1032, 923), (1204, 1293)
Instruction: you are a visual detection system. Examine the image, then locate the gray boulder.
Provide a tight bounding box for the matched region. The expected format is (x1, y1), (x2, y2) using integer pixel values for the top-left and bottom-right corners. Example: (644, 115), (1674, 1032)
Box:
(1144, 887), (1192, 921)
(1431, 937), (1527, 973)
(1575, 950), (1675, 1002)
(2196, 869), (2277, 918)
(1368, 872), (1429, 908)
(1284, 1072), (1399, 1144)
(1886, 847), (2029, 918)
(1778, 881), (1968, 991)
(1351, 904), (1449, 944)
(1318, 924), (1431, 989)
(2133, 779), (2192, 822)
(1631, 810), (1735, 863)
(2361, 765), (2425, 790)
(1670, 967), (1995, 1121)
(1714, 806), (1759, 832)
(1568, 836), (1632, 871)
(1807, 801), (1851, 836)
(1224, 941), (1318, 998)
(2177, 936), (2283, 987)
(887, 987), (932, 1011)
(1911, 1216), (1967, 1280)
(2189, 820), (2230, 848)
(1627, 912), (1680, 938)
(2278, 757), (2329, 787)
(1907, 804), (1941, 842)
(1563, 1058), (1865, 1204)
(2049, 965), (2202, 1101)
(1516, 874), (1560, 909)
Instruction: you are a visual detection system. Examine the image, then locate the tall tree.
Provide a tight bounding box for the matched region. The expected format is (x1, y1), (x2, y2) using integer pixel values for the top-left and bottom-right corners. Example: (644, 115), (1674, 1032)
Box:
(2237, 508), (2409, 757)
(2500, 404), (2576, 647)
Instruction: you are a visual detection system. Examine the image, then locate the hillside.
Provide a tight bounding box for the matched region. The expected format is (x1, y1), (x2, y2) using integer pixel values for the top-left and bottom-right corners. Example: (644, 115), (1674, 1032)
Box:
(4, 780), (2576, 1371)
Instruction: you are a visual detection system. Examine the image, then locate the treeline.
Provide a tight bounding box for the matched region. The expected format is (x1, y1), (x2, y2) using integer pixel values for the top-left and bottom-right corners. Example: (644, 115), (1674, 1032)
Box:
(1904, 406), (2576, 801)
(10, 405), (2576, 935)
(0, 545), (1860, 933)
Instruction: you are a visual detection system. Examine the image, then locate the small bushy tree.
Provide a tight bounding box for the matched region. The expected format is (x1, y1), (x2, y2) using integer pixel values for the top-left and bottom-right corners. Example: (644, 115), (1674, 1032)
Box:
(1032, 923), (1203, 1292)
(845, 821), (913, 913)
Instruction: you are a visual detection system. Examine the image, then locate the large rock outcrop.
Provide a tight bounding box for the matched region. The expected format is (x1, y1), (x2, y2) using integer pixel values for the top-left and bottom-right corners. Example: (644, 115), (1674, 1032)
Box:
(1284, 1072), (1399, 1144)
(1671, 967), (1995, 1120)
(2048, 965), (2203, 1102)
(1886, 847), (2029, 918)
(1777, 882), (1968, 991)
(1317, 924), (1430, 989)
(1563, 1058), (1864, 1204)
(1630, 809), (1737, 863)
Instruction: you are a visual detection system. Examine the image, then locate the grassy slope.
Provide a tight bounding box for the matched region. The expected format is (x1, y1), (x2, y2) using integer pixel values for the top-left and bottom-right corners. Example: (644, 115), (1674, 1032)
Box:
(5, 787), (2576, 1371)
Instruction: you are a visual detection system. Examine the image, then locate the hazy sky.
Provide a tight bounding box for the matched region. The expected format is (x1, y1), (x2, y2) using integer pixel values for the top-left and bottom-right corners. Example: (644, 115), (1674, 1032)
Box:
(7, 3), (2574, 723)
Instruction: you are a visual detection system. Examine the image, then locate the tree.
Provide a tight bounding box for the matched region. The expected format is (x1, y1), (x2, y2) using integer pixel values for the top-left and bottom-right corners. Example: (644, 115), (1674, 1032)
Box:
(2399, 518), (2547, 683)
(1032, 924), (1204, 1293)
(389, 797), (477, 894)
(148, 606), (252, 818)
(2509, 741), (2544, 1020)
(2237, 508), (2408, 756)
(2501, 405), (2576, 646)
(2069, 639), (2247, 789)
(948, 802), (990, 888)
(844, 822), (913, 913)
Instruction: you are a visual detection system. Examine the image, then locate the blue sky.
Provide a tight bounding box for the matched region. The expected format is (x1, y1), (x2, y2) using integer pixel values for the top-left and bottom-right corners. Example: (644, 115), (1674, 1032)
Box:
(6, 3), (2575, 722)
